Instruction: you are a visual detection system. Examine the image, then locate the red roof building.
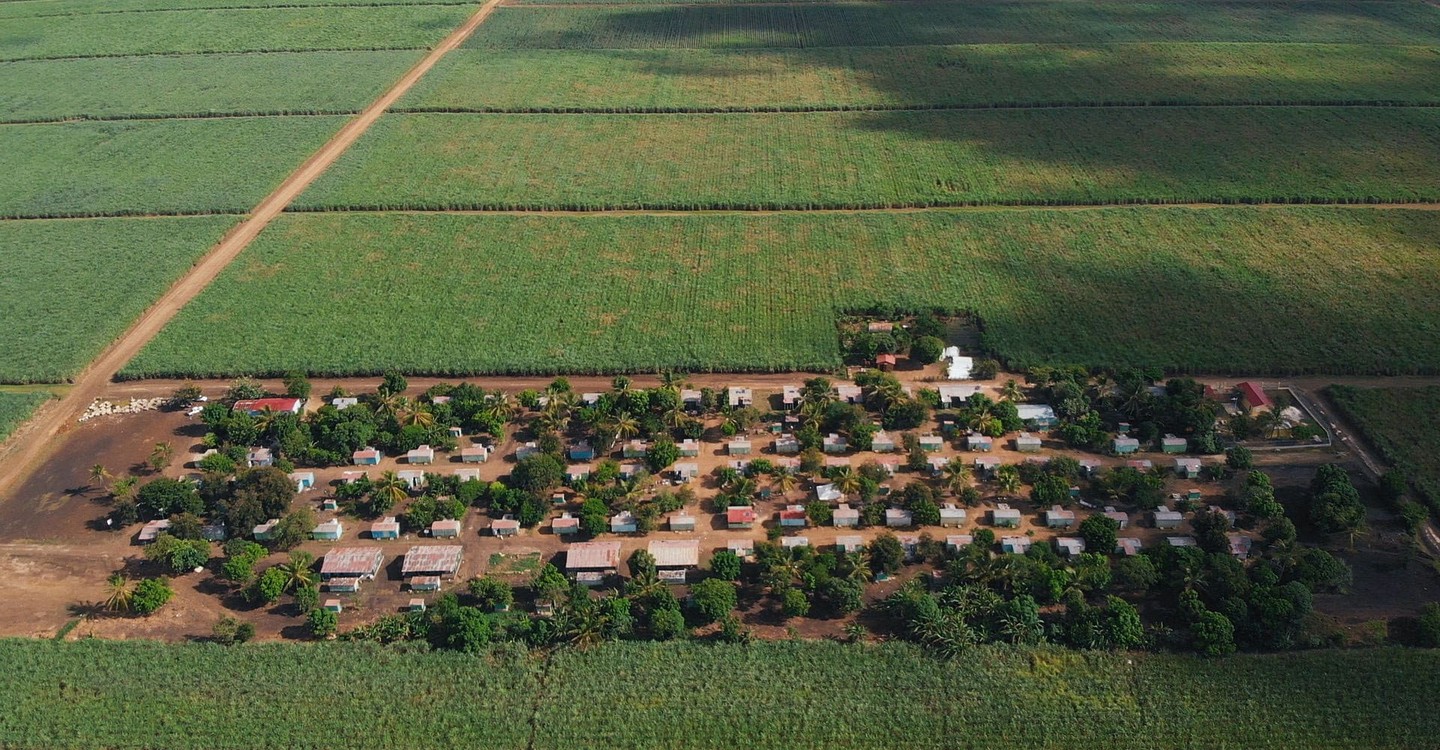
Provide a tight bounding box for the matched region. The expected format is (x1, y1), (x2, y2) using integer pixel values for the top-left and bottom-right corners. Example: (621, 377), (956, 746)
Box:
(875, 353), (897, 371)
(1236, 382), (1272, 412)
(233, 397), (303, 416)
(727, 506), (757, 528)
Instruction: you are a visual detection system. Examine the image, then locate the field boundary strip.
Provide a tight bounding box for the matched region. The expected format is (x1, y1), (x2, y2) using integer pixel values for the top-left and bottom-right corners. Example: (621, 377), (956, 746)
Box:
(0, 46), (428, 64)
(6, 1), (477, 20)
(0, 0), (508, 501)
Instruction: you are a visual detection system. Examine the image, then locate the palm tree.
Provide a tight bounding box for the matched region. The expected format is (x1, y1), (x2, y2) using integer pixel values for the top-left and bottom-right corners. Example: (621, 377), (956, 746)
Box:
(481, 391), (516, 424)
(398, 402), (435, 429)
(942, 457), (972, 497)
(843, 549), (873, 585)
(253, 406), (280, 435)
(110, 475), (138, 504)
(995, 465), (1021, 495)
(103, 574), (134, 613)
(277, 551), (316, 592)
(89, 464), (111, 490)
(147, 442), (173, 472)
(835, 468), (862, 498)
(865, 378), (905, 413)
(771, 471), (799, 499)
(1000, 379), (1024, 402)
(374, 393), (405, 420)
(609, 411), (640, 442)
(1258, 409), (1286, 439)
(659, 371), (686, 392)
(373, 471), (409, 510)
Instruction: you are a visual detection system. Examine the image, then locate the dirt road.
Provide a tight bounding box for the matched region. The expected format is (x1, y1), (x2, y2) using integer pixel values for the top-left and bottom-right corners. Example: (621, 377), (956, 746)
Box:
(0, 0), (506, 503)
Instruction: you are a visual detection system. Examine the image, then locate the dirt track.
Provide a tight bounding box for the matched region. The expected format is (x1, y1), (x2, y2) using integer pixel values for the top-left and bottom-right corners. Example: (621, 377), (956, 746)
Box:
(0, 0), (506, 503)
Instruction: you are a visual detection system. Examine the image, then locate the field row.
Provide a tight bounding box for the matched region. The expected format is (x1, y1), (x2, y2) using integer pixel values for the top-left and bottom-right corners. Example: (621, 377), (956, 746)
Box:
(0, 0), (473, 20)
(1328, 386), (1440, 515)
(466, 1), (1440, 49)
(0, 51), (423, 123)
(0, 392), (52, 443)
(401, 44), (1440, 112)
(2, 639), (1438, 749)
(121, 207), (1440, 379)
(294, 108), (1440, 211)
(0, 5), (474, 61)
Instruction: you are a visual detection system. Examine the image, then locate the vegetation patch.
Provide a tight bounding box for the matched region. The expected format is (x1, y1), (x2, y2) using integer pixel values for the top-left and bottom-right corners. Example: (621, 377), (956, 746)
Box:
(0, 392), (53, 443)
(0, 216), (236, 383)
(402, 44), (1440, 113)
(0, 50), (425, 123)
(296, 108), (1440, 211)
(0, 0), (476, 20)
(127, 208), (1440, 378)
(1329, 386), (1440, 518)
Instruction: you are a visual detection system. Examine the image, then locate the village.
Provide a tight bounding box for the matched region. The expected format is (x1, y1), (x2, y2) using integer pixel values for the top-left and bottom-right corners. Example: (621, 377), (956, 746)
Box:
(0, 323), (1395, 646)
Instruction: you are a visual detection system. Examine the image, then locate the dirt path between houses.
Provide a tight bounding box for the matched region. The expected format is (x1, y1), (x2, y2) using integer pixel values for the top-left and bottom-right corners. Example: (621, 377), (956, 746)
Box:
(0, 0), (506, 503)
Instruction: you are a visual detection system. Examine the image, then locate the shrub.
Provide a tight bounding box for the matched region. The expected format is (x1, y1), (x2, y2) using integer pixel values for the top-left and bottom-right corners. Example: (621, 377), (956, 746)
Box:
(131, 578), (173, 615)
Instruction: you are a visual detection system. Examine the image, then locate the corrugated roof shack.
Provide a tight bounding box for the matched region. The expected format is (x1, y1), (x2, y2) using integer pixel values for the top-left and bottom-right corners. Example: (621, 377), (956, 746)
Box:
(401, 545), (463, 579)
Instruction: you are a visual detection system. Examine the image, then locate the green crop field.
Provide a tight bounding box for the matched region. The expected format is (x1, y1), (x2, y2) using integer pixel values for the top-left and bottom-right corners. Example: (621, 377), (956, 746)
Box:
(1329, 386), (1440, 514)
(401, 44), (1440, 113)
(0, 117), (350, 217)
(0, 51), (424, 123)
(0, 5), (474, 61)
(0, 392), (53, 443)
(468, 1), (1440, 50)
(0, 639), (1437, 749)
(296, 108), (1440, 211)
(0, 0), (474, 20)
(125, 207), (1440, 379)
(0, 216), (236, 383)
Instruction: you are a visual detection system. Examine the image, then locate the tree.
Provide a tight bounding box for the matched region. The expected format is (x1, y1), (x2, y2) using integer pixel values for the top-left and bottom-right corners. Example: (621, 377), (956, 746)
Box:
(646, 439), (680, 474)
(1102, 596), (1145, 649)
(220, 540), (267, 585)
(1030, 475), (1070, 507)
(1225, 445), (1253, 471)
(469, 577), (514, 611)
(212, 617), (255, 645)
(136, 478), (202, 520)
(1419, 603), (1440, 648)
(512, 453), (565, 494)
(144, 533), (210, 574)
(533, 563), (569, 607)
(251, 567), (288, 604)
(103, 574), (135, 613)
(650, 607), (687, 640)
(268, 509), (315, 552)
(307, 607), (338, 638)
(815, 577), (863, 615)
(294, 583), (319, 613)
(147, 442), (174, 472)
(1000, 379), (1025, 402)
(1114, 555), (1158, 592)
(131, 578), (174, 615)
(781, 588), (811, 618)
(226, 378), (265, 401)
(1190, 609), (1237, 657)
(283, 372), (312, 399)
(689, 579), (738, 623)
(1288, 548), (1352, 592)
(378, 370), (408, 398)
(1308, 464), (1365, 534)
(869, 534), (905, 575)
(995, 465), (1022, 495)
(1078, 515), (1119, 557)
(277, 551), (316, 593)
(169, 383), (204, 407)
(910, 336), (944, 365)
(710, 550), (742, 581)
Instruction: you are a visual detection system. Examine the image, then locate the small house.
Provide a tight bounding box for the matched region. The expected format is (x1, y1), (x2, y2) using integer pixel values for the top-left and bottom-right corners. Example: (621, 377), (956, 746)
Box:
(967, 433), (993, 452)
(569, 442), (596, 461)
(836, 385), (863, 405)
(460, 445), (489, 463)
(408, 576), (441, 592)
(1014, 433), (1042, 453)
(566, 465), (592, 484)
(1115, 538), (1143, 556)
(926, 456), (947, 476)
(939, 385), (983, 408)
(247, 447), (274, 468)
(822, 433), (848, 454)
(681, 389), (703, 410)
(1187, 489), (1203, 503)
(728, 387), (753, 408)
(678, 439), (701, 457)
(1016, 404), (1058, 429)
(1227, 533), (1253, 560)
(728, 538), (756, 560)
(833, 504), (860, 528)
(918, 434), (944, 452)
(290, 471), (315, 492)
(946, 534), (975, 552)
(974, 456), (1002, 477)
(779, 505), (808, 528)
(619, 463), (645, 480)
(781, 385), (801, 408)
(1237, 381), (1273, 413)
(453, 468), (481, 483)
(1153, 507), (1184, 529)
(552, 513), (580, 536)
(877, 458), (901, 475)
(1166, 536), (1198, 548)
(397, 470), (426, 491)
(137, 519), (170, 544)
(324, 599), (343, 613)
(774, 435), (800, 454)
(233, 397), (304, 417)
(341, 471), (365, 485)
(202, 522), (227, 541)
(431, 519), (461, 539)
(867, 321), (893, 333)
(992, 504), (1022, 528)
(610, 511), (637, 534)
(253, 518), (279, 541)
(781, 536), (810, 550)
(871, 431), (897, 453)
(406, 445), (435, 465)
(515, 442), (539, 461)
(491, 518), (520, 537)
(815, 484), (842, 503)
(1161, 435), (1187, 455)
(1103, 506), (1130, 530)
(885, 508), (914, 528)
(728, 438), (752, 456)
(1055, 537), (1086, 557)
(1044, 505), (1076, 529)
(312, 519), (343, 541)
(1114, 437), (1140, 455)
(835, 535), (864, 554)
(1127, 459), (1153, 471)
(672, 462), (700, 482)
(566, 541), (621, 585)
(622, 440), (649, 459)
(939, 504), (967, 528)
(1117, 422), (1131, 435)
(726, 505), (757, 529)
(401, 545), (464, 579)
(1001, 536), (1032, 554)
(332, 397), (359, 410)
(897, 535), (920, 561)
(370, 517), (400, 540)
(669, 512), (696, 532)
(408, 598), (426, 612)
(327, 578), (361, 593)
(1174, 458), (1202, 479)
(648, 539), (700, 583)
(580, 392), (603, 407)
(320, 547), (384, 581)
(1079, 459), (1102, 477)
